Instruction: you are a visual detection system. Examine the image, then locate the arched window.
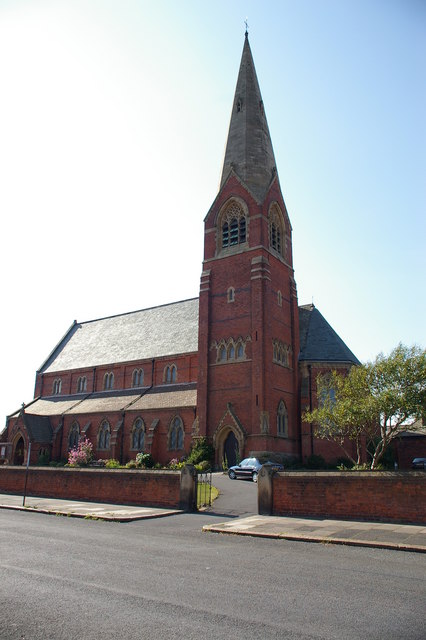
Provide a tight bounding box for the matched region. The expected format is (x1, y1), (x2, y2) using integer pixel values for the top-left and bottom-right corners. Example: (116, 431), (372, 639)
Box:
(236, 342), (244, 359)
(52, 379), (62, 395)
(103, 372), (114, 390)
(277, 290), (282, 307)
(98, 420), (111, 450)
(220, 201), (247, 249)
(164, 365), (177, 384)
(131, 417), (145, 450)
(68, 422), (80, 449)
(169, 416), (184, 450)
(277, 400), (288, 438)
(227, 287), (235, 303)
(269, 204), (285, 257)
(132, 369), (144, 387)
(218, 345), (226, 362)
(228, 344), (235, 360)
(77, 376), (87, 393)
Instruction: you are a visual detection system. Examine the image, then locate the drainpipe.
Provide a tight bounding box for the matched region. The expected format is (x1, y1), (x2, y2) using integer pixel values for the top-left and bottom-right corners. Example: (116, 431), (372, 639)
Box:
(308, 365), (314, 456)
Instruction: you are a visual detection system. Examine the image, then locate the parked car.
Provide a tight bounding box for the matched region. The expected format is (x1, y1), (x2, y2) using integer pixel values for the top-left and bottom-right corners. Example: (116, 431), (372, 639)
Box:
(228, 457), (284, 483)
(412, 457), (426, 470)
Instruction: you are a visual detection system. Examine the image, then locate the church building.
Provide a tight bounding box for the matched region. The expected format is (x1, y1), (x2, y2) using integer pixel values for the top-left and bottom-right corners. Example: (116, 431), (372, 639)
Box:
(2, 34), (359, 468)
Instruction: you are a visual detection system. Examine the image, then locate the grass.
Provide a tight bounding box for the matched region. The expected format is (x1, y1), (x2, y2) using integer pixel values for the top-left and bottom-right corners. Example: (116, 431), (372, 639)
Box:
(197, 482), (219, 508)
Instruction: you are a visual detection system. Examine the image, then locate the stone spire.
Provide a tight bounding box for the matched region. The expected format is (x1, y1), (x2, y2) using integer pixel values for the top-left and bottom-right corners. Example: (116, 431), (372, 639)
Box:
(220, 33), (277, 203)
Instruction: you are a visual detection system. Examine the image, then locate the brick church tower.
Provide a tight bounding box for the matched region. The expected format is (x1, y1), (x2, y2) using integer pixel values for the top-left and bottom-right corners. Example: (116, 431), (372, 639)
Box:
(197, 33), (300, 467)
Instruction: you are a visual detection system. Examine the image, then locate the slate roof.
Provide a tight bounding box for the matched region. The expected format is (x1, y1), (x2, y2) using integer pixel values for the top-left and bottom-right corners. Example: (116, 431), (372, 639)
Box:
(40, 298), (199, 374)
(23, 413), (53, 444)
(298, 304), (360, 365)
(220, 34), (277, 203)
(16, 388), (197, 418)
(38, 296), (359, 377)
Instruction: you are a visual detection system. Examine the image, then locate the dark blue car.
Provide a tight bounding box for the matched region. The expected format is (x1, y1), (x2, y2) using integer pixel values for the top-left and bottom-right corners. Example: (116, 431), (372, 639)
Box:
(228, 457), (284, 483)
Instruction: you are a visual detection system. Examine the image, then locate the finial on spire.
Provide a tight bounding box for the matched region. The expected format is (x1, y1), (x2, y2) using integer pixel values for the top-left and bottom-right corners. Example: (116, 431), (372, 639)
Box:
(244, 18), (249, 38)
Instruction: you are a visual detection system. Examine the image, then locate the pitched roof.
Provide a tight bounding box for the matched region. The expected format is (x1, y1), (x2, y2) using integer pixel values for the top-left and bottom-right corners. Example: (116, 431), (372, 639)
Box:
(220, 34), (277, 203)
(18, 388), (197, 417)
(40, 298), (199, 374)
(298, 304), (360, 365)
(23, 413), (53, 443)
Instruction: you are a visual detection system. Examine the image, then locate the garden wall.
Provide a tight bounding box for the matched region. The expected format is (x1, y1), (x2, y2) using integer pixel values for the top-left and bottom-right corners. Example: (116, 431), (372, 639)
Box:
(258, 468), (426, 525)
(0, 466), (196, 511)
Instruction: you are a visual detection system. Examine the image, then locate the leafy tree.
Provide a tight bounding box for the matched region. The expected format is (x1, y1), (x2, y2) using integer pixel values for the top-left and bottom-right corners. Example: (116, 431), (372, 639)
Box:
(304, 344), (425, 469)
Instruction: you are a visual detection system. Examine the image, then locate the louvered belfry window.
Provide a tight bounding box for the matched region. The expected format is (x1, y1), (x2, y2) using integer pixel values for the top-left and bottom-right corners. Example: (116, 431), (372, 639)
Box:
(221, 201), (247, 249)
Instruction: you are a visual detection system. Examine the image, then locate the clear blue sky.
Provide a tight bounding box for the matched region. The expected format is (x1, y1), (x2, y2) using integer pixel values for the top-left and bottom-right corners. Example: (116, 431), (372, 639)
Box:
(0, 0), (424, 424)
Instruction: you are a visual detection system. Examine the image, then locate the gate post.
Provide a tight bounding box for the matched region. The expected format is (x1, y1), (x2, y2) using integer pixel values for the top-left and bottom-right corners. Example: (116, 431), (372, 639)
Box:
(179, 464), (197, 511)
(258, 464), (274, 515)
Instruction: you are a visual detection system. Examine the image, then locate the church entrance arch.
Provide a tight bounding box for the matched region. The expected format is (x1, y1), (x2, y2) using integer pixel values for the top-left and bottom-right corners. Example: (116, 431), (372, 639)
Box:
(13, 436), (25, 466)
(223, 431), (238, 467)
(213, 419), (245, 469)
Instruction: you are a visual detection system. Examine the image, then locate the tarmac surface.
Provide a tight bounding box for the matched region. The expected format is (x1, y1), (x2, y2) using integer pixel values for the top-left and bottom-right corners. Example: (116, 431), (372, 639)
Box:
(1, 491), (425, 553)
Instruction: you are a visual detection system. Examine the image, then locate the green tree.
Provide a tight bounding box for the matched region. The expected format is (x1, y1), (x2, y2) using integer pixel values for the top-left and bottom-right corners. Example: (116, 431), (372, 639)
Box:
(304, 344), (425, 469)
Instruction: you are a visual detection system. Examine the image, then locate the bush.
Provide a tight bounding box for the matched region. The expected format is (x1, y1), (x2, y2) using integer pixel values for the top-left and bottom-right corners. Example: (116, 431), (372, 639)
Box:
(67, 437), (93, 467)
(135, 452), (154, 468)
(334, 457), (353, 470)
(126, 460), (137, 469)
(195, 460), (211, 472)
(105, 459), (120, 469)
(305, 454), (327, 469)
(37, 451), (50, 466)
(49, 460), (66, 467)
(186, 437), (214, 466)
(168, 458), (185, 470)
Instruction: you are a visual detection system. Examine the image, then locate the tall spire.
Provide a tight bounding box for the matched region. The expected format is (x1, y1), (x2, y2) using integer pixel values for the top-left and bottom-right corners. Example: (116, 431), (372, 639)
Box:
(220, 34), (277, 203)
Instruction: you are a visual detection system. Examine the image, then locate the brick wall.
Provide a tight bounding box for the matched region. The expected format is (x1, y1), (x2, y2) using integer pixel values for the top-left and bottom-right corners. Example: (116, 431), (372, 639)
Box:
(0, 467), (185, 509)
(267, 471), (426, 525)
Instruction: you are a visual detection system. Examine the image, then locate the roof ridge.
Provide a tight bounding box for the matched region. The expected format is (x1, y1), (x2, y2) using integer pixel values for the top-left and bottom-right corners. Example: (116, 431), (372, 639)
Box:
(79, 297), (199, 326)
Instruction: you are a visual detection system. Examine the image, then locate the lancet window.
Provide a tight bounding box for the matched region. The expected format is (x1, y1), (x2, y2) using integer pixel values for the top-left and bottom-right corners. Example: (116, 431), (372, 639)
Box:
(98, 420), (111, 450)
(220, 201), (247, 249)
(277, 400), (288, 438)
(269, 204), (286, 258)
(164, 364), (177, 384)
(212, 336), (250, 363)
(103, 372), (114, 390)
(169, 416), (184, 450)
(52, 379), (62, 395)
(131, 417), (145, 450)
(132, 368), (144, 387)
(77, 376), (87, 393)
(68, 422), (80, 449)
(272, 339), (291, 367)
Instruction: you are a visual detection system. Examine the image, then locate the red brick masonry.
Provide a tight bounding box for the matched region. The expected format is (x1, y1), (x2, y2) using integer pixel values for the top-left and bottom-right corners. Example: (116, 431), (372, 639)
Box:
(0, 467), (183, 509)
(272, 472), (426, 525)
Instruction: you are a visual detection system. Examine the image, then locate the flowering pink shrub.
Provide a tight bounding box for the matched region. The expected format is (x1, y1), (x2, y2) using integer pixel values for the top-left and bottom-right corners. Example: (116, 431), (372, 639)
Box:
(67, 437), (93, 467)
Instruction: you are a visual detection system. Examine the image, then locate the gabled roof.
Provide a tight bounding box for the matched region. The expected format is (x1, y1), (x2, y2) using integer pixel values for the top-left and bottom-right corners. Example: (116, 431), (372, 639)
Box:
(23, 413), (53, 444)
(299, 304), (360, 365)
(40, 298), (199, 374)
(220, 34), (277, 203)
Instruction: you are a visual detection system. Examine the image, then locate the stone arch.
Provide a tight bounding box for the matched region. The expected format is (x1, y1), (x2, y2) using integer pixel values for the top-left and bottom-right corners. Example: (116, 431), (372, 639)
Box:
(12, 432), (26, 465)
(212, 404), (246, 468)
(216, 197), (249, 253)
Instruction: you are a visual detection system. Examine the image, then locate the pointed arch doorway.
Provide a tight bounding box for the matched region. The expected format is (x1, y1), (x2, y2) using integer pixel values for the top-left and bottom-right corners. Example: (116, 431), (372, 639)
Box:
(223, 430), (239, 467)
(13, 437), (25, 465)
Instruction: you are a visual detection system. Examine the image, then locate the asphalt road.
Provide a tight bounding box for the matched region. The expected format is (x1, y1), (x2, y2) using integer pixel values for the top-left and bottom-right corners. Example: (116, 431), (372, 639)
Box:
(1, 476), (425, 640)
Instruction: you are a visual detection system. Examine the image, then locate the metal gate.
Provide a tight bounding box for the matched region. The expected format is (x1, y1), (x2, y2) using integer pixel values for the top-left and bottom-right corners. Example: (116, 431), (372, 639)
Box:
(196, 468), (212, 509)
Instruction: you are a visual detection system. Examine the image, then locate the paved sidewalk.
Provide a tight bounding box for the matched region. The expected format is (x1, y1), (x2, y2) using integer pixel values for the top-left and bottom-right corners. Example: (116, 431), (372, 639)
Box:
(202, 514), (426, 553)
(0, 493), (182, 522)
(1, 493), (425, 552)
